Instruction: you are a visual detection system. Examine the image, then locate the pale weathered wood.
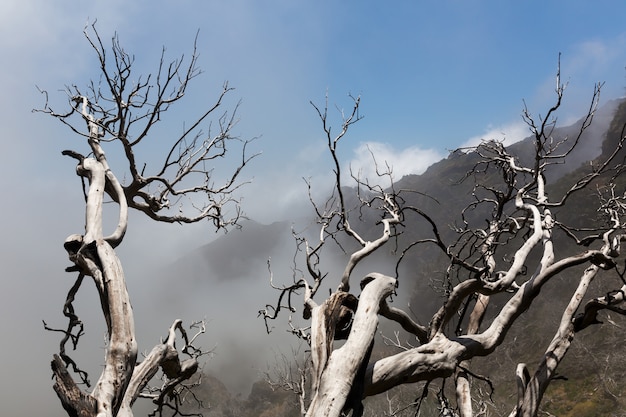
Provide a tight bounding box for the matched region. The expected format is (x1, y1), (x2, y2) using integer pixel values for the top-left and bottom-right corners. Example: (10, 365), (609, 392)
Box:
(306, 274), (396, 417)
(43, 23), (249, 417)
(263, 73), (626, 417)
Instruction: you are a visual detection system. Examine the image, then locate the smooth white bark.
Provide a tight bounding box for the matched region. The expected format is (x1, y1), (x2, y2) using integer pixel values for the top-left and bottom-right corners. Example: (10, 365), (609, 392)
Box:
(306, 274), (396, 417)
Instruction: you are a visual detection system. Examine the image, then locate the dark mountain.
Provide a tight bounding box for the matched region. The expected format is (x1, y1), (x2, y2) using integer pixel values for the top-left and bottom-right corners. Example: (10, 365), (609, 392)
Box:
(180, 220), (292, 283)
(395, 97), (622, 229)
(163, 97), (626, 416)
(391, 97), (626, 416)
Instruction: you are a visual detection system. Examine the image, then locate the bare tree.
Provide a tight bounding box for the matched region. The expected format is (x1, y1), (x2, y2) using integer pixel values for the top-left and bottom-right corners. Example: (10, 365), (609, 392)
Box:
(261, 63), (626, 417)
(38, 24), (255, 417)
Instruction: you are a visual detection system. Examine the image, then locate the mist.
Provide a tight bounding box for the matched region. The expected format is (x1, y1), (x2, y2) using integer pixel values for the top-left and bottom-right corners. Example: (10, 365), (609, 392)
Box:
(4, 2), (626, 416)
(136, 211), (410, 396)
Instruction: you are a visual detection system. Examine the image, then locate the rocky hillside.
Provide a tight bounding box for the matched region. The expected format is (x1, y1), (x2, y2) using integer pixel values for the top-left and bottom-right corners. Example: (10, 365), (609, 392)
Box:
(168, 97), (626, 416)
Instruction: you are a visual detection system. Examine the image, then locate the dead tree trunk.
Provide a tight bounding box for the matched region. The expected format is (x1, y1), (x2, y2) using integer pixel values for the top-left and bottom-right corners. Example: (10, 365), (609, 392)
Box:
(262, 73), (626, 416)
(306, 274), (396, 417)
(40, 23), (254, 417)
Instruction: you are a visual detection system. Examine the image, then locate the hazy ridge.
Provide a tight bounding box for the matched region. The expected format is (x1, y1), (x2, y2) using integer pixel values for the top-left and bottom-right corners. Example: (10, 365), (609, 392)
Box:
(158, 97), (626, 416)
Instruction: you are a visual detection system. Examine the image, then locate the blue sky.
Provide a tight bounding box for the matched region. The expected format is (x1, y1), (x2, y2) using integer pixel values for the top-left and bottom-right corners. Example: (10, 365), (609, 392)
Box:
(2, 1), (626, 415)
(4, 1), (626, 222)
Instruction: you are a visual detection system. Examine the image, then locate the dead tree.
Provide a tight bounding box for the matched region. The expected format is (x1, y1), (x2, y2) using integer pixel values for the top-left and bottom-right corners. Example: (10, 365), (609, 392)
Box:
(38, 24), (255, 417)
(261, 64), (626, 417)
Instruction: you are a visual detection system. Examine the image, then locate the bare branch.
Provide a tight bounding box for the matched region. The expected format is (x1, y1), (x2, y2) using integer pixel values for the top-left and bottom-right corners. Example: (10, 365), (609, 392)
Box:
(263, 66), (626, 416)
(40, 23), (251, 417)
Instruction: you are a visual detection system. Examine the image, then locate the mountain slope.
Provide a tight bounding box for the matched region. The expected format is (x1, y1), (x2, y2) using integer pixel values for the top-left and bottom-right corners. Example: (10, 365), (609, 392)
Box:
(160, 97), (626, 416)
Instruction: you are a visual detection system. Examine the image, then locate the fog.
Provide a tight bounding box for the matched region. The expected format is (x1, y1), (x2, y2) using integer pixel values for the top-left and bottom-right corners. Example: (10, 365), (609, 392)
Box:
(3, 2), (626, 416)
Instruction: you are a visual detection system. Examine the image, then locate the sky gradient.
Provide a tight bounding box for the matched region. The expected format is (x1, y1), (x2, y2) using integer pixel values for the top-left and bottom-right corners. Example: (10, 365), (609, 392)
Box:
(2, 1), (626, 415)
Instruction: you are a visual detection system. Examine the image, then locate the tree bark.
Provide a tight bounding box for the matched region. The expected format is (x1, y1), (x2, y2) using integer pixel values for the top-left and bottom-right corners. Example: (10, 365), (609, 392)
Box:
(53, 155), (137, 417)
(52, 354), (97, 417)
(514, 262), (600, 417)
(306, 274), (396, 417)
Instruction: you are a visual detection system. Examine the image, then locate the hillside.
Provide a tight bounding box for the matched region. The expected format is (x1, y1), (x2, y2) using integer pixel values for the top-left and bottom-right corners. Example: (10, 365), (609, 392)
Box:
(392, 97), (626, 416)
(160, 97), (626, 416)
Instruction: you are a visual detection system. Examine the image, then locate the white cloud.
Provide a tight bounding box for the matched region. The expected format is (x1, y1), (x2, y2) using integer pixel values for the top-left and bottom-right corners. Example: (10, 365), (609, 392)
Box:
(460, 33), (626, 154)
(347, 141), (444, 185)
(460, 120), (530, 149)
(565, 36), (626, 81)
(531, 34), (626, 124)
